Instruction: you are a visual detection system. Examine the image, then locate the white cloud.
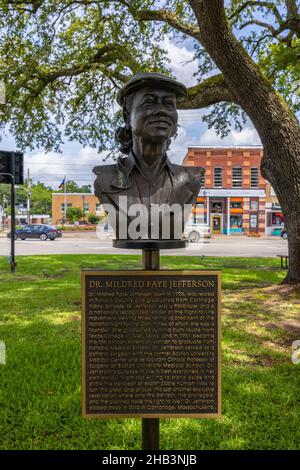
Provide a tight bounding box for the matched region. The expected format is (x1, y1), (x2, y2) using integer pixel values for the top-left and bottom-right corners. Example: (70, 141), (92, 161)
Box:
(25, 147), (111, 189)
(25, 123), (261, 189)
(161, 38), (198, 87)
(198, 125), (261, 146)
(169, 126), (198, 164)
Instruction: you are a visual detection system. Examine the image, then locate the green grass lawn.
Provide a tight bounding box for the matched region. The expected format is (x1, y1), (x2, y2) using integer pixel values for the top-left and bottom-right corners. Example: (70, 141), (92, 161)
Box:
(0, 254), (299, 450)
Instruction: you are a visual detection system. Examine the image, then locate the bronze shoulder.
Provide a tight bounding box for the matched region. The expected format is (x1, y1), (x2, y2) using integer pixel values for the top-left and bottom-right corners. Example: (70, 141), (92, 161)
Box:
(93, 164), (119, 196)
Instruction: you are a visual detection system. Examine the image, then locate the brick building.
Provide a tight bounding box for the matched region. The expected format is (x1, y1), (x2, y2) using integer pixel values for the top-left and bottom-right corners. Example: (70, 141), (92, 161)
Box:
(52, 193), (102, 224)
(51, 147), (284, 235)
(183, 146), (283, 236)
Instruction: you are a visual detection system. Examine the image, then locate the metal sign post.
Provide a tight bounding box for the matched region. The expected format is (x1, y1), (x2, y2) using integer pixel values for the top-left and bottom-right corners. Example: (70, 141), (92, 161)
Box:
(142, 249), (160, 450)
(0, 151), (24, 272)
(10, 155), (16, 272)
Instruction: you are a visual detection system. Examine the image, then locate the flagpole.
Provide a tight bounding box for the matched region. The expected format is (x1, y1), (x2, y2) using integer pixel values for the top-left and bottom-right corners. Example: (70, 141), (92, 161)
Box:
(64, 177), (67, 222)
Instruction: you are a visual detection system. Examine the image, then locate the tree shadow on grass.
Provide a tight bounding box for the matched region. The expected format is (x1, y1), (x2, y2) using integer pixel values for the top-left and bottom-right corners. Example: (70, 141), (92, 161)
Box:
(0, 317), (299, 450)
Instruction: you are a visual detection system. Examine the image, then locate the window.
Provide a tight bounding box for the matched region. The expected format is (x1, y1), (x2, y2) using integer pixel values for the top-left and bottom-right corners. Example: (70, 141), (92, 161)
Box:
(272, 213), (284, 226)
(212, 202), (222, 213)
(251, 167), (259, 188)
(250, 200), (258, 211)
(95, 203), (101, 212)
(232, 167), (242, 188)
(230, 201), (242, 209)
(83, 202), (89, 213)
(250, 214), (258, 229)
(214, 167), (223, 188)
(192, 202), (207, 224)
(61, 203), (72, 213)
(230, 215), (243, 229)
(200, 171), (205, 187)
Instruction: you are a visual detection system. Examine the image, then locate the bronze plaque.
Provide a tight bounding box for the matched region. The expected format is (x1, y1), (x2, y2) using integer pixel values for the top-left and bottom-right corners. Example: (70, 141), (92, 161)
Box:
(82, 271), (221, 418)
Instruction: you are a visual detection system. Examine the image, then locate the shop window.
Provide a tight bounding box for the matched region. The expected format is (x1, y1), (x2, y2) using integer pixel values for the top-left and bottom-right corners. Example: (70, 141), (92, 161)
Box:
(272, 213), (284, 226)
(250, 200), (258, 211)
(230, 215), (243, 229)
(214, 167), (223, 188)
(230, 201), (242, 209)
(250, 214), (258, 229)
(251, 167), (259, 188)
(192, 202), (207, 224)
(212, 202), (222, 213)
(232, 167), (242, 188)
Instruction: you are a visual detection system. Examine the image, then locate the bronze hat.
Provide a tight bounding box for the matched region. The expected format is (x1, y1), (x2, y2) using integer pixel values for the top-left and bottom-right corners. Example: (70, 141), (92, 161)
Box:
(116, 72), (187, 106)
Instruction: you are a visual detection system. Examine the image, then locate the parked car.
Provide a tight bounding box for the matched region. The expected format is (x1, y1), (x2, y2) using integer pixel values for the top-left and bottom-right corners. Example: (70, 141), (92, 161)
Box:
(183, 223), (211, 243)
(7, 224), (62, 241)
(280, 228), (288, 240)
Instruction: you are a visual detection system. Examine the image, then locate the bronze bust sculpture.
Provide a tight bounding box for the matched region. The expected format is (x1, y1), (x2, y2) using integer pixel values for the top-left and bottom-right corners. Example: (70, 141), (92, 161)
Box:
(93, 72), (204, 242)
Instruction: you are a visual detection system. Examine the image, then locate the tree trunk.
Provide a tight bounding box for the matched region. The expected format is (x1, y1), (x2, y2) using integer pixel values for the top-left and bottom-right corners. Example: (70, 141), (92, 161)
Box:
(190, 0), (300, 283)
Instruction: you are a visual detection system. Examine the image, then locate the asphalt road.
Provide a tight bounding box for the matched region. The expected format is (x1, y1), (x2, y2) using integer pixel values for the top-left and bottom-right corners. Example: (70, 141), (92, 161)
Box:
(0, 235), (288, 257)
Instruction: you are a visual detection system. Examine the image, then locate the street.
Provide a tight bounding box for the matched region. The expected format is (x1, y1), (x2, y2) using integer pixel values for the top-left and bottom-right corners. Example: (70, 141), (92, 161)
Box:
(0, 234), (288, 257)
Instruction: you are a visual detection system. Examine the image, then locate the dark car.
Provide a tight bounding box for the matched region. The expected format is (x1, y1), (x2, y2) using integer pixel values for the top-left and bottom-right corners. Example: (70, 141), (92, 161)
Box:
(7, 224), (62, 241)
(280, 228), (288, 240)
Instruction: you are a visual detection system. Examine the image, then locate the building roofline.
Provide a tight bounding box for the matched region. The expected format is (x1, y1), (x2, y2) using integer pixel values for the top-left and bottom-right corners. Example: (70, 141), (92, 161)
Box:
(52, 193), (94, 196)
(187, 145), (263, 149)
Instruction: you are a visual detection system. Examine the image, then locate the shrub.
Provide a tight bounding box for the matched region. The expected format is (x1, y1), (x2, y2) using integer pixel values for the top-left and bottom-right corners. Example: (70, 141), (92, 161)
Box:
(87, 214), (100, 224)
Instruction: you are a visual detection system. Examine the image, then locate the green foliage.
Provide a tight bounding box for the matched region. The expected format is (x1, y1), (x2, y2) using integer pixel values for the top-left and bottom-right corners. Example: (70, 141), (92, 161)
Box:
(202, 102), (248, 138)
(0, 0), (168, 152)
(56, 181), (91, 193)
(66, 206), (85, 223)
(87, 213), (100, 224)
(0, 1), (299, 148)
(30, 182), (52, 215)
(0, 255), (299, 449)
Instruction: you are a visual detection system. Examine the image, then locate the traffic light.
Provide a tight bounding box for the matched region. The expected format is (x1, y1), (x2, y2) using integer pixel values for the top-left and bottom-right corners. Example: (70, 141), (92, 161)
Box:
(0, 150), (24, 184)
(14, 152), (24, 185)
(0, 151), (10, 183)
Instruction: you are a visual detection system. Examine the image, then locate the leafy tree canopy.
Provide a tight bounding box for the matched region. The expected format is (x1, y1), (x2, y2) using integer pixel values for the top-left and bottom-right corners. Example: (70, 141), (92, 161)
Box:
(0, 0), (299, 149)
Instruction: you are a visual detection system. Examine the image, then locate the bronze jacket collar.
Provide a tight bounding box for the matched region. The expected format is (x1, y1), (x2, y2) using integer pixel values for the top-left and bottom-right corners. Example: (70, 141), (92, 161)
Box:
(111, 152), (175, 190)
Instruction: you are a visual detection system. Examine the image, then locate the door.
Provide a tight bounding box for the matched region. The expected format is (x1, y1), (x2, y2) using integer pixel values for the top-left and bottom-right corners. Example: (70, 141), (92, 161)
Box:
(250, 213), (258, 233)
(212, 215), (222, 234)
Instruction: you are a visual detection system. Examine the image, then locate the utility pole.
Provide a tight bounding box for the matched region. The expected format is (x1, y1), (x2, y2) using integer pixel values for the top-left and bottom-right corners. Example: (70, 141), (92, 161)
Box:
(0, 150), (24, 272)
(27, 168), (31, 225)
(2, 194), (7, 230)
(64, 177), (67, 222)
(10, 155), (16, 272)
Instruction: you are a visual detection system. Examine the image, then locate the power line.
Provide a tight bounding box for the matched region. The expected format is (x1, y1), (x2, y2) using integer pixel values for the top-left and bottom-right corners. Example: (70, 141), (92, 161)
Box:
(24, 162), (103, 166)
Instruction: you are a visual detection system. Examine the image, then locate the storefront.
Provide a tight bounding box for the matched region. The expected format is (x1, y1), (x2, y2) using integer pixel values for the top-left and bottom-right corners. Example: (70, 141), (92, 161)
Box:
(230, 198), (243, 233)
(196, 189), (266, 236)
(265, 203), (284, 235)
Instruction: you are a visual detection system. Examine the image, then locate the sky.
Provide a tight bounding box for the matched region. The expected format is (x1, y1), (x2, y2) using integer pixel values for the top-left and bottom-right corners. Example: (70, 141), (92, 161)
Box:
(1, 36), (261, 190)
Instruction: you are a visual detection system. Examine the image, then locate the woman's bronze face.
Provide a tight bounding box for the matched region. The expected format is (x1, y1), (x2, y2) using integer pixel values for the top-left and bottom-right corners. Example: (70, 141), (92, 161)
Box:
(129, 86), (178, 143)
